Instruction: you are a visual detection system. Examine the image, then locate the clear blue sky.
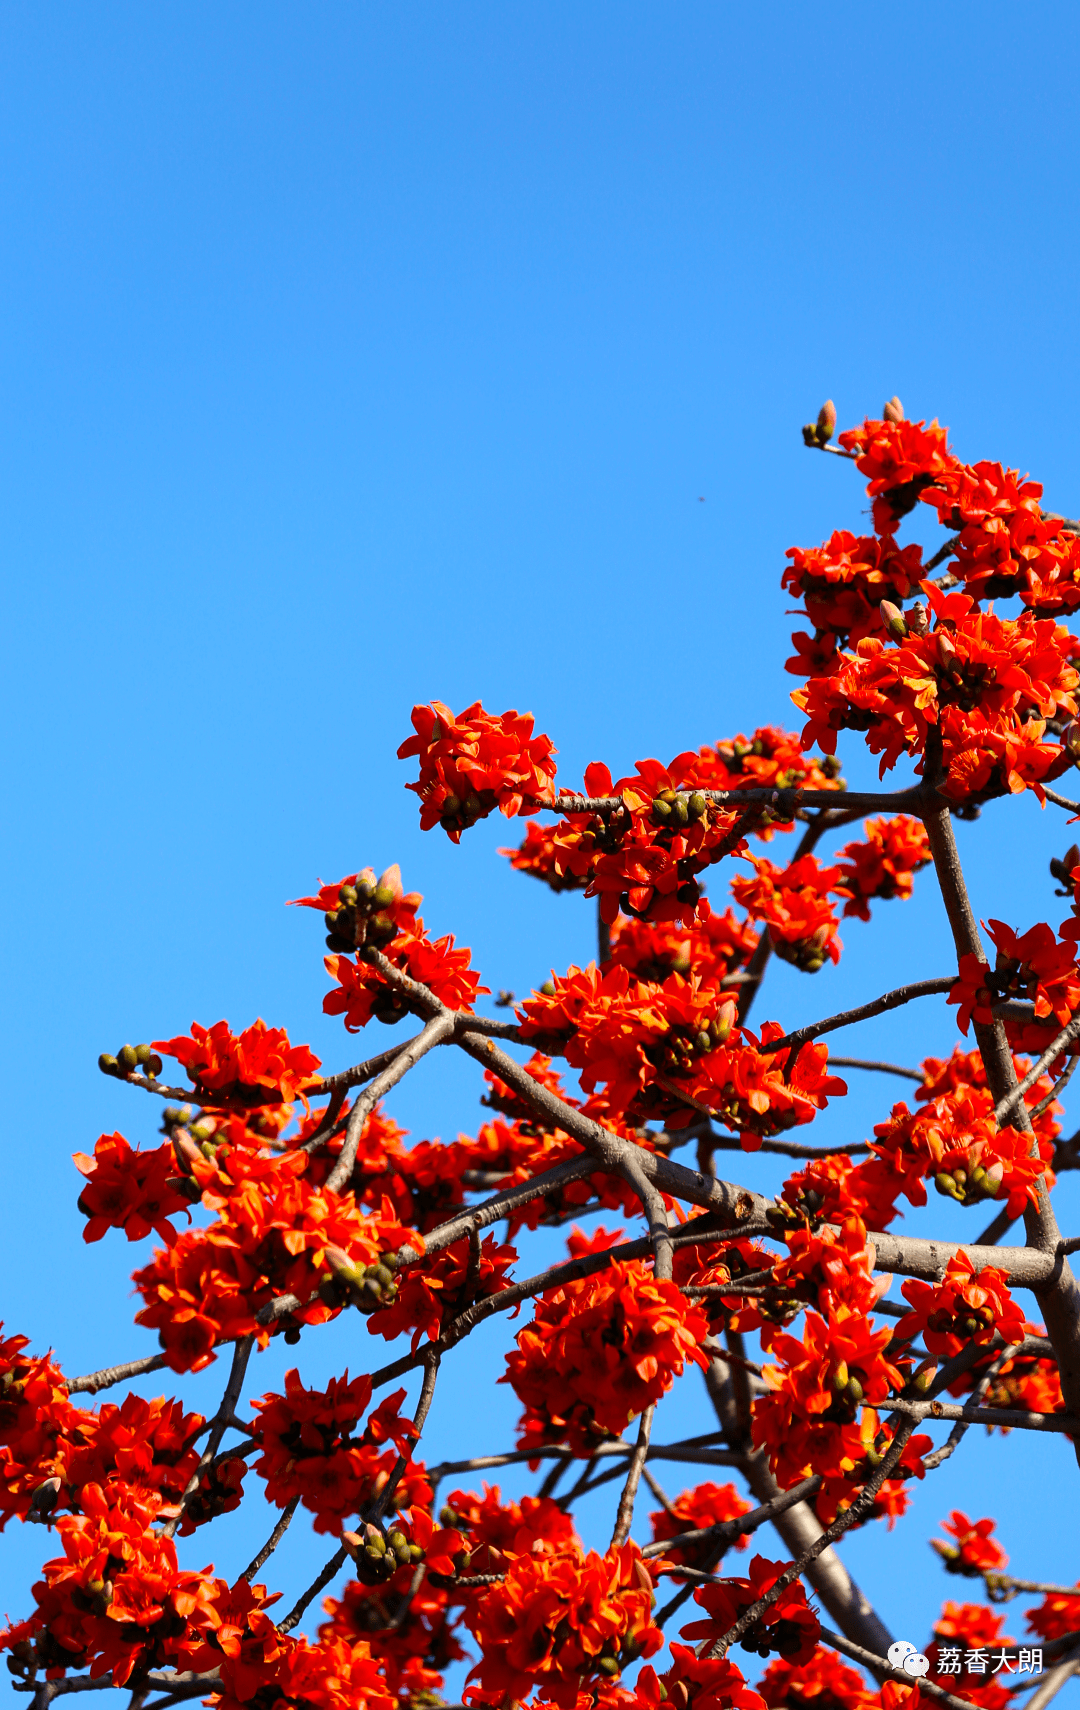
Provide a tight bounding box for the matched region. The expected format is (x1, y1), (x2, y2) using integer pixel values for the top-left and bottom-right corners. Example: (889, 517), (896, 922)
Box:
(3, 1), (1080, 1691)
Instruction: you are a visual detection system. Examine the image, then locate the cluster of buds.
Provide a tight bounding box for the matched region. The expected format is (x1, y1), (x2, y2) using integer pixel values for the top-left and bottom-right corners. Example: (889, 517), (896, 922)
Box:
(644, 1006), (738, 1079)
(651, 788), (710, 829)
(934, 1162), (1000, 1205)
(98, 1042), (163, 1079)
(772, 927), (834, 975)
(320, 1246), (401, 1315)
(925, 1303), (996, 1341)
(821, 1362), (869, 1423)
(324, 876), (404, 955)
(738, 1616), (812, 1661)
(342, 1520), (424, 1584)
(802, 400), (837, 449)
(765, 1186), (826, 1230)
(438, 787), (498, 836)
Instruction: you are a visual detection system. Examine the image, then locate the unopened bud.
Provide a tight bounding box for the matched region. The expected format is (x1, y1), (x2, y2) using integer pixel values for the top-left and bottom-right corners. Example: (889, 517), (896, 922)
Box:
(907, 602), (929, 637)
(912, 1359), (939, 1394)
(883, 396), (905, 424)
(118, 1044), (139, 1072)
(879, 599), (908, 639)
(1064, 722), (1080, 762)
(816, 400), (837, 445)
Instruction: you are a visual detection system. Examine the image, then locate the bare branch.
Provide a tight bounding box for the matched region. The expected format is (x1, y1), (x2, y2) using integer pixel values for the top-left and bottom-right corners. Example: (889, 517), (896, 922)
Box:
(160, 1336), (254, 1540)
(278, 1543), (349, 1634)
(995, 1013), (1080, 1126)
(241, 1495), (299, 1582)
(819, 1627), (993, 1710)
(829, 1056), (924, 1083)
(325, 1011), (455, 1193)
(610, 1404), (655, 1547)
(68, 1352), (170, 1395)
(760, 977), (956, 1057)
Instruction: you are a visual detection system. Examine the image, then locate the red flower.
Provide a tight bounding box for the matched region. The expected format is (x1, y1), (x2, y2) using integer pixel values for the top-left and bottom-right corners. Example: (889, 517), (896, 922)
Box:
(835, 817), (931, 922)
(324, 916), (488, 1030)
(367, 1234), (518, 1351)
(462, 1539), (662, 1707)
(399, 700), (558, 839)
(759, 1644), (876, 1710)
(502, 1259), (710, 1455)
(252, 1369), (424, 1532)
(649, 1482), (752, 1577)
(1027, 1583), (1080, 1643)
(932, 1511), (1008, 1575)
(898, 1254), (1027, 1359)
(730, 854), (844, 972)
(637, 1644), (767, 1710)
(72, 1134), (193, 1248)
(836, 415), (958, 536)
(681, 1554), (819, 1663)
(784, 532), (925, 647)
(152, 1020), (321, 1110)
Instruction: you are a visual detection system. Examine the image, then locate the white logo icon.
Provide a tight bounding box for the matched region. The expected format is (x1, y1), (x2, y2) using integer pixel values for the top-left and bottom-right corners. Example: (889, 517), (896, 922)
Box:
(888, 1641), (930, 1677)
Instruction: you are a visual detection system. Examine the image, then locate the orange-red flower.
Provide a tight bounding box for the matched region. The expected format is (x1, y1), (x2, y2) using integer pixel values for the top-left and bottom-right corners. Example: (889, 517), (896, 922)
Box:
(503, 1259), (709, 1455)
(932, 1511), (1008, 1576)
(835, 817), (931, 922)
(463, 1538), (662, 1707)
(836, 414), (958, 536)
(399, 700), (558, 839)
(252, 1369), (424, 1532)
(72, 1133), (193, 1248)
(636, 1645), (767, 1710)
(898, 1254), (1027, 1359)
(649, 1482), (752, 1578)
(367, 1234), (517, 1351)
(153, 1020), (321, 1110)
(783, 532), (925, 648)
(681, 1554), (819, 1663)
(730, 854), (843, 972)
(759, 1644), (875, 1710)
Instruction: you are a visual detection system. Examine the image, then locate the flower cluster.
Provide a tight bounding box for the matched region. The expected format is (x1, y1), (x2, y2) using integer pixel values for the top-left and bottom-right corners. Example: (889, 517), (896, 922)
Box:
(835, 817), (931, 921)
(649, 1481), (752, 1577)
(837, 413), (958, 536)
(758, 1644), (875, 1710)
(925, 457), (1080, 615)
(925, 1603), (1016, 1710)
(783, 531), (925, 650)
(251, 1368), (424, 1531)
(607, 902), (759, 986)
(319, 1574), (466, 1706)
(462, 1538), (662, 1707)
(502, 1257), (709, 1455)
(931, 1511), (1008, 1576)
(517, 963), (846, 1140)
(730, 854), (843, 972)
(366, 1233), (518, 1350)
(132, 1144), (418, 1371)
(950, 917), (1080, 1057)
(897, 1254), (1027, 1359)
(73, 1131), (194, 1248)
(681, 1555), (819, 1663)
(153, 1020), (321, 1110)
(637, 1645), (767, 1710)
(399, 700), (558, 838)
(793, 584), (1078, 804)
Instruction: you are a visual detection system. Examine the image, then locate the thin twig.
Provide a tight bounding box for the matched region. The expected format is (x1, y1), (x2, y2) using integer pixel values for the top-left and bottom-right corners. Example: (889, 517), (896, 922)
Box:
(995, 1013), (1080, 1125)
(326, 1012), (455, 1192)
(278, 1544), (349, 1634)
(819, 1627), (993, 1710)
(241, 1496), (300, 1581)
(611, 1404), (655, 1547)
(760, 977), (956, 1056)
(160, 1337), (254, 1539)
(829, 1056), (924, 1083)
(68, 1352), (170, 1395)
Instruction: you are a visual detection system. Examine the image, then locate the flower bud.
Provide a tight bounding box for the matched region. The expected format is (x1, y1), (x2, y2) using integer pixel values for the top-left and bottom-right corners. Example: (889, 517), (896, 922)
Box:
(98, 1053), (119, 1076)
(1064, 722), (1080, 762)
(688, 791), (707, 820)
(912, 1359), (939, 1394)
(118, 1044), (139, 1072)
(816, 400), (837, 445)
(907, 602), (930, 636)
(879, 599), (908, 639)
(883, 396), (905, 423)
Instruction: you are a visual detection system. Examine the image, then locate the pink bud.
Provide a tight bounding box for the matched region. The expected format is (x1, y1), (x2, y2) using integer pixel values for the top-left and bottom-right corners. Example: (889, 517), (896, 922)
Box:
(879, 599), (907, 639)
(816, 400), (837, 445)
(883, 396), (905, 423)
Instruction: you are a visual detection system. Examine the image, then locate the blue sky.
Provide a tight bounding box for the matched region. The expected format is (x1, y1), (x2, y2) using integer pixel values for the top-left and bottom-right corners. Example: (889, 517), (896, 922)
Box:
(3, 0), (1080, 1694)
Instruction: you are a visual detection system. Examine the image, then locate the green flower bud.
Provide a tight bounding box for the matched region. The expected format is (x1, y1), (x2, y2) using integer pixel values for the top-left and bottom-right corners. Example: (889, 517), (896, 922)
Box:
(118, 1045), (139, 1071)
(98, 1053), (119, 1076)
